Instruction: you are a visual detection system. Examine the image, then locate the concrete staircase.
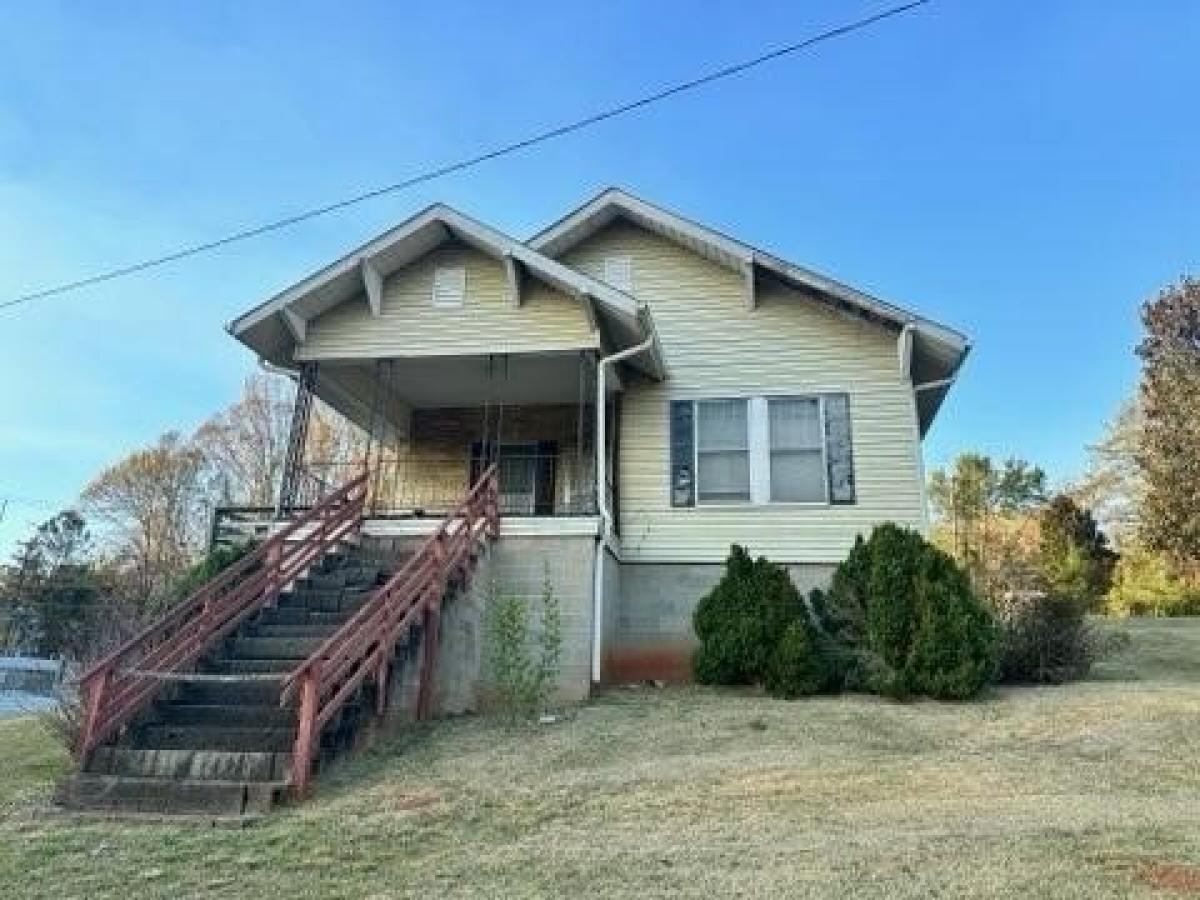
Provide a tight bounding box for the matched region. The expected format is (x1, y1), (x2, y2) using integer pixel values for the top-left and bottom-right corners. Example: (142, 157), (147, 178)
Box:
(61, 543), (396, 820)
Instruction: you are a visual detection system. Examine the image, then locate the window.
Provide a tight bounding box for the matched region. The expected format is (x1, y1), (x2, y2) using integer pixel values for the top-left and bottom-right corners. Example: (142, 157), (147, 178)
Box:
(670, 393), (854, 508)
(431, 266), (466, 307)
(695, 399), (750, 505)
(768, 397), (827, 502)
(602, 255), (633, 292)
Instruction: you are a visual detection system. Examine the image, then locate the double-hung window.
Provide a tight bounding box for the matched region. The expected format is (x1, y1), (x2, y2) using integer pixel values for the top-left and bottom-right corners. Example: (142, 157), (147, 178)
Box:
(670, 393), (855, 507)
(695, 399), (750, 505)
(768, 397), (827, 502)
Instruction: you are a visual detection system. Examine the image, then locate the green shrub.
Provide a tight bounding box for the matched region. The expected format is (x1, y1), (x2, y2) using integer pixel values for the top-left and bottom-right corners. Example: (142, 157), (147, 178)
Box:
(692, 545), (805, 686)
(907, 551), (998, 699)
(991, 591), (1097, 683)
(826, 523), (996, 700)
(763, 616), (838, 699)
(172, 541), (257, 602)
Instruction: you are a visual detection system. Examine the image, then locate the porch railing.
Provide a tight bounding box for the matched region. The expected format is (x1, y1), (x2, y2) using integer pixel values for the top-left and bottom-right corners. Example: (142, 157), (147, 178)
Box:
(280, 464), (500, 794)
(76, 472), (370, 759)
(299, 452), (598, 518)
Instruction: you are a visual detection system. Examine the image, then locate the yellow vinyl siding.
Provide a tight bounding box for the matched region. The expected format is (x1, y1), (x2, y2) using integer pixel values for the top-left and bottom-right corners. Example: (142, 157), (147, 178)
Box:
(297, 239), (597, 361)
(562, 219), (923, 564)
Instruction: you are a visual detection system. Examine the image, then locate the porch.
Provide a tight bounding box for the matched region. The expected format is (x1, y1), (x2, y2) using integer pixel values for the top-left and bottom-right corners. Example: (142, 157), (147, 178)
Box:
(238, 350), (631, 538)
(305, 402), (605, 520)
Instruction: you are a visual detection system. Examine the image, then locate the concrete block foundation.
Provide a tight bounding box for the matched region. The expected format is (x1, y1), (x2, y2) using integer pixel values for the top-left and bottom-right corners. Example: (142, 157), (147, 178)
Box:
(363, 529), (838, 708)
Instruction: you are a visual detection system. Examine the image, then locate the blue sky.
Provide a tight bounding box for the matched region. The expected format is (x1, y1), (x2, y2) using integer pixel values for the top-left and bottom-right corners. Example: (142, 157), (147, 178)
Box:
(0, 1), (1196, 554)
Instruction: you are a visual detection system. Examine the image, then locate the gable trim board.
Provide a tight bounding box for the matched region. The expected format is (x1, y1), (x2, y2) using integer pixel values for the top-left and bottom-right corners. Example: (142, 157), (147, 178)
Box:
(228, 203), (665, 380)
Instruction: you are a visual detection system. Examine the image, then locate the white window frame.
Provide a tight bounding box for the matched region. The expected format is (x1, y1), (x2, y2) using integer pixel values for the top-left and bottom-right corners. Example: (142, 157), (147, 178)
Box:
(682, 393), (834, 508)
(602, 255), (633, 293)
(431, 266), (466, 307)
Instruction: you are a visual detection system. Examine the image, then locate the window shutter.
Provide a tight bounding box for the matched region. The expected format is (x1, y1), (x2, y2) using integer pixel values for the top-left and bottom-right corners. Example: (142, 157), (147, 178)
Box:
(823, 393), (856, 504)
(669, 400), (695, 507)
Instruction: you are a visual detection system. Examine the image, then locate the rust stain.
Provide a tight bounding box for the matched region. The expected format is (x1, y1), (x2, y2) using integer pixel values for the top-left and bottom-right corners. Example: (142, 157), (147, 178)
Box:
(603, 645), (694, 683)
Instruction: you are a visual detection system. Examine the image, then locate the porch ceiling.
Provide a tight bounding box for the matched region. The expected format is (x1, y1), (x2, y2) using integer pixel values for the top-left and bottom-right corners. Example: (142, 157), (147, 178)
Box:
(321, 352), (612, 425)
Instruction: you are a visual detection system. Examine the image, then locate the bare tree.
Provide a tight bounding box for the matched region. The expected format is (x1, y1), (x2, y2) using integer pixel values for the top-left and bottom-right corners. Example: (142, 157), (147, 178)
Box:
(193, 372), (294, 506)
(1072, 397), (1143, 546)
(81, 431), (207, 609)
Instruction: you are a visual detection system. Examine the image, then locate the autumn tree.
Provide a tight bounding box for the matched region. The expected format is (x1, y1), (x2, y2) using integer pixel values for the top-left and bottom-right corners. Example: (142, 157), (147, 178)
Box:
(928, 454), (1046, 597)
(81, 431), (207, 608)
(1135, 277), (1200, 577)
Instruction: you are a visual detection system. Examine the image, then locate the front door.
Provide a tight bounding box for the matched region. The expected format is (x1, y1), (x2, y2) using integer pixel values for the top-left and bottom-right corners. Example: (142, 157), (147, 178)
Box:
(470, 441), (557, 516)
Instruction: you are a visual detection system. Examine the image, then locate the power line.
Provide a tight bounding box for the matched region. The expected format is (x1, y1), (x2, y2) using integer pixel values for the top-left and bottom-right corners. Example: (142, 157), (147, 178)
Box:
(0, 1), (929, 314)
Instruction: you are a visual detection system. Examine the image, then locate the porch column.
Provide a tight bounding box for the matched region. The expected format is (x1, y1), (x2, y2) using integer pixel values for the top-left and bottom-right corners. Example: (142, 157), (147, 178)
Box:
(276, 361), (318, 516)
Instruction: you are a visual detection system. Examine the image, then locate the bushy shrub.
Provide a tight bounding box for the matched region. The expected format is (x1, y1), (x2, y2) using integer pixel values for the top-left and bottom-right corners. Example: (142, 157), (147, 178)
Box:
(991, 591), (1097, 683)
(1038, 495), (1117, 609)
(693, 545), (805, 686)
(762, 617), (839, 699)
(826, 523), (997, 700)
(907, 551), (998, 700)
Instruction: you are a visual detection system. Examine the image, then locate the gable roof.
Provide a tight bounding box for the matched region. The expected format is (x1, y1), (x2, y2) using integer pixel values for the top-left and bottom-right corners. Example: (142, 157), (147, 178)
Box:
(531, 188), (971, 434)
(228, 202), (664, 377)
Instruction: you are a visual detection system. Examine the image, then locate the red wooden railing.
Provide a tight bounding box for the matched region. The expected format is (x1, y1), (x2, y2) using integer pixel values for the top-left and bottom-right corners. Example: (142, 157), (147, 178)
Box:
(76, 472), (370, 760)
(280, 464), (499, 794)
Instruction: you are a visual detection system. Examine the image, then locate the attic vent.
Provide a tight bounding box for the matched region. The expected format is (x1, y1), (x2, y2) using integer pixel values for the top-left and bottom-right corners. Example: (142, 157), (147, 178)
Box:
(432, 266), (466, 307)
(603, 255), (633, 293)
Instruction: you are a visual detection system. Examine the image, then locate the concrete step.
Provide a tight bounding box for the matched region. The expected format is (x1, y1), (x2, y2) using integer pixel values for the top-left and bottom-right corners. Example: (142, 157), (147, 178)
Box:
(231, 636), (325, 659)
(87, 746), (292, 782)
(256, 607), (349, 627)
(134, 724), (296, 753)
(207, 658), (302, 675)
(276, 588), (344, 611)
(247, 622), (342, 639)
(301, 566), (383, 590)
(60, 774), (289, 816)
(277, 588), (375, 614)
(157, 704), (296, 728)
(175, 680), (285, 706)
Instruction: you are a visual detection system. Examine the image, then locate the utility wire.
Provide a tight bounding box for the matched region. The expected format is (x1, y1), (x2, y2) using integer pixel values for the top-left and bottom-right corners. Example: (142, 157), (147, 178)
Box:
(0, 1), (928, 313)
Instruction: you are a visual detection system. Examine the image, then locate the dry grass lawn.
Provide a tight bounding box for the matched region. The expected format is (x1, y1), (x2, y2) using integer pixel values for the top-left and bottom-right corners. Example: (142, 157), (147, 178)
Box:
(1, 618), (1198, 898)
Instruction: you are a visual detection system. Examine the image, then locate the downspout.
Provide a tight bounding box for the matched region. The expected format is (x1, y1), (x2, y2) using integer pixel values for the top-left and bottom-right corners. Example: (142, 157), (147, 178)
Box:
(591, 335), (655, 684)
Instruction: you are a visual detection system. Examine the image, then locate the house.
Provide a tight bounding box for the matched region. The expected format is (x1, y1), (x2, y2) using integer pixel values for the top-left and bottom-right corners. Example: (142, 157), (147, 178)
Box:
(228, 188), (969, 700)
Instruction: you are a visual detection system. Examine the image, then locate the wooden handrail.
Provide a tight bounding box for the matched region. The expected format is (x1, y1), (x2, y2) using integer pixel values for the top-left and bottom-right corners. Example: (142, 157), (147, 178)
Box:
(75, 471), (370, 760)
(283, 464), (499, 794)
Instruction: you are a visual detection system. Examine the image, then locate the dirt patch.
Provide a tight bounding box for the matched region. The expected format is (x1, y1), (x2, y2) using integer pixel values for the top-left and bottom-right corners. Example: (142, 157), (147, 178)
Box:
(1137, 863), (1200, 894)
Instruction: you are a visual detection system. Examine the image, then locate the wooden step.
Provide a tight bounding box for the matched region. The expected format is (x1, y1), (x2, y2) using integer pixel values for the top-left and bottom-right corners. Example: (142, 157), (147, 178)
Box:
(60, 774), (289, 816)
(134, 724), (296, 753)
(87, 746), (292, 782)
(175, 680), (285, 706)
(156, 704), (296, 728)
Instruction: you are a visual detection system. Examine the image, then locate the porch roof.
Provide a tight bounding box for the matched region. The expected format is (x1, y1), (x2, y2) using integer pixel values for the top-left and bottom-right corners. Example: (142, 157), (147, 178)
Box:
(227, 203), (665, 380)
